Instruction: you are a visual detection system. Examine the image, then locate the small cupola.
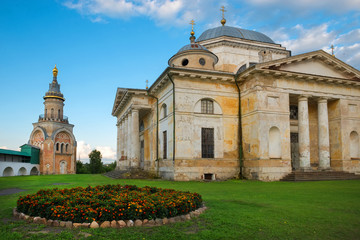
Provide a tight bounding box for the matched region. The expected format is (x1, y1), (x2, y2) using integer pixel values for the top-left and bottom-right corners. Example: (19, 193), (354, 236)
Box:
(168, 20), (218, 70)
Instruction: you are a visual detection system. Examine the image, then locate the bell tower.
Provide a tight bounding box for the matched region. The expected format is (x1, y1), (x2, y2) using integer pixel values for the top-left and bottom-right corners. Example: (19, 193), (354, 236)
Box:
(28, 65), (77, 175)
(43, 65), (66, 122)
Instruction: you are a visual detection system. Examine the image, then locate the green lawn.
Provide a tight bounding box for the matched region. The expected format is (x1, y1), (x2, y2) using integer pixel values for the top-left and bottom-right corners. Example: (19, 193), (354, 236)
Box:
(0, 175), (360, 240)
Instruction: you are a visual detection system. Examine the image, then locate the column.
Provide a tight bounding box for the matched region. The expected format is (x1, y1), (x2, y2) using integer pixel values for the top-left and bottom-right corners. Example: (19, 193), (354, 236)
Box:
(127, 112), (132, 165)
(318, 98), (331, 170)
(298, 95), (311, 170)
(131, 109), (140, 168)
(124, 116), (128, 159)
(119, 121), (123, 159)
(116, 121), (120, 163)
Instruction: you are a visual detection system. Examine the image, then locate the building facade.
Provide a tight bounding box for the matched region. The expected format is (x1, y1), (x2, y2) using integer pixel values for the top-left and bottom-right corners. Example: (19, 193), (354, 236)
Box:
(0, 144), (40, 177)
(28, 66), (77, 175)
(112, 19), (360, 181)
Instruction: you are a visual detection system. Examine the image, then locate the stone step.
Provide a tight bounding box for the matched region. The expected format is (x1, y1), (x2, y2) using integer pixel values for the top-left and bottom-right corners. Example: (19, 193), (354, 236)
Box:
(280, 171), (360, 181)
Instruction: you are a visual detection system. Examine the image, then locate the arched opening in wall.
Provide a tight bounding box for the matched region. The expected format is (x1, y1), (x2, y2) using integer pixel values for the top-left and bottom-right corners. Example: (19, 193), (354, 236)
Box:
(350, 131), (360, 159)
(58, 109), (60, 119)
(3, 167), (14, 177)
(45, 109), (48, 118)
(269, 126), (281, 158)
(201, 99), (214, 114)
(65, 144), (69, 153)
(56, 143), (59, 152)
(60, 161), (67, 174)
(51, 108), (54, 119)
(30, 167), (38, 175)
(60, 143), (64, 154)
(18, 167), (27, 176)
(161, 104), (167, 119)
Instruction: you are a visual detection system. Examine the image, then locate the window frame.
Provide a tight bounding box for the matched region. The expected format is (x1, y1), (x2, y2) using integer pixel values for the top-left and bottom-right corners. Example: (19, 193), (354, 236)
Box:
(201, 128), (214, 158)
(201, 99), (214, 114)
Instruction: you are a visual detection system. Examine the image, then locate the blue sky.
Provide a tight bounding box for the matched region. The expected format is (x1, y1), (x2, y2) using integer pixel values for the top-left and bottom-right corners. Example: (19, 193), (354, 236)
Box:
(1, 0), (359, 163)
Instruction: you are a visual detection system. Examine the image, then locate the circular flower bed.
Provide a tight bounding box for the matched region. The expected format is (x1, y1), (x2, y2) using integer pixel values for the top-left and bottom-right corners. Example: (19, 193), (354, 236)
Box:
(17, 185), (202, 223)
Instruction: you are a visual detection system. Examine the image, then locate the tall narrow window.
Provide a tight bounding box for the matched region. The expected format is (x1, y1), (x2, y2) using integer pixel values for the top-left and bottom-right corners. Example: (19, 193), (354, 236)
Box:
(45, 109), (48, 118)
(65, 144), (69, 153)
(202, 128), (214, 158)
(163, 131), (167, 159)
(201, 99), (214, 114)
(51, 108), (54, 119)
(58, 109), (61, 119)
(56, 143), (59, 152)
(60, 143), (64, 154)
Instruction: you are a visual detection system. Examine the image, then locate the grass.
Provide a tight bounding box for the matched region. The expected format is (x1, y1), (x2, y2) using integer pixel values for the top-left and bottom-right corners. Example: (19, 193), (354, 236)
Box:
(0, 174), (360, 240)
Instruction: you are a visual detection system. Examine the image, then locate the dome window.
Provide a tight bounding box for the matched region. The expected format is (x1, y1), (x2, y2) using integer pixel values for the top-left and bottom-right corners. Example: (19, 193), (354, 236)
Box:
(199, 58), (206, 66)
(182, 59), (189, 66)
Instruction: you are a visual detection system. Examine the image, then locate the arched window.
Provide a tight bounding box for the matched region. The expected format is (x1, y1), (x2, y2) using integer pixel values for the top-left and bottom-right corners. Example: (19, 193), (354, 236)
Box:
(350, 131), (359, 159)
(60, 143), (64, 154)
(51, 108), (54, 119)
(161, 104), (167, 119)
(58, 109), (60, 119)
(45, 109), (48, 118)
(201, 99), (214, 114)
(65, 144), (69, 153)
(56, 143), (59, 152)
(269, 127), (281, 158)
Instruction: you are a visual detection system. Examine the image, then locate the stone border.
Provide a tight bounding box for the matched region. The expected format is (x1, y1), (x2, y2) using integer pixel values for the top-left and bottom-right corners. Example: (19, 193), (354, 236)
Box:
(13, 206), (207, 229)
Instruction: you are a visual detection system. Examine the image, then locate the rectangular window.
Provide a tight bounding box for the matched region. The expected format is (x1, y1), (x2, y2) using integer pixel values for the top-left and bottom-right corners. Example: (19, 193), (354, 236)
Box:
(163, 131), (167, 159)
(202, 128), (214, 158)
(201, 100), (214, 114)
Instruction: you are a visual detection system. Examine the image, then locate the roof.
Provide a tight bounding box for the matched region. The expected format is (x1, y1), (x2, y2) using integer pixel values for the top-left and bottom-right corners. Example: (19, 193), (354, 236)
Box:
(0, 148), (30, 157)
(177, 43), (209, 53)
(197, 26), (275, 44)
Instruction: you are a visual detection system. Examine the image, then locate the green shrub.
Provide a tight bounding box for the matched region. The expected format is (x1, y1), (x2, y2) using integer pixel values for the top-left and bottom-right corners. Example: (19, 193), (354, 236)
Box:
(17, 184), (202, 223)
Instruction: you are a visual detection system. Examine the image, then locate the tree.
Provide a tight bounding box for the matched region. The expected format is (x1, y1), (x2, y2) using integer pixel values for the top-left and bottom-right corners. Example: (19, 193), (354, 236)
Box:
(89, 149), (103, 174)
(76, 160), (90, 174)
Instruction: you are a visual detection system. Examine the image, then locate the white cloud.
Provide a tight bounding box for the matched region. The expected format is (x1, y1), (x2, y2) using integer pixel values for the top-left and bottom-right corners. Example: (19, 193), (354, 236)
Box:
(278, 24), (336, 54)
(77, 140), (92, 160)
(0, 146), (9, 149)
(245, 0), (360, 13)
(268, 24), (360, 70)
(77, 140), (116, 163)
(63, 0), (218, 25)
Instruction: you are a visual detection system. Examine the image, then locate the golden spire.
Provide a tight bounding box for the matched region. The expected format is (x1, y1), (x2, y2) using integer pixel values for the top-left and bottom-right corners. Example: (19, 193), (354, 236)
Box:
(220, 6), (226, 26)
(146, 79), (149, 90)
(189, 19), (196, 43)
(53, 64), (58, 77)
(331, 44), (335, 57)
(190, 19), (195, 36)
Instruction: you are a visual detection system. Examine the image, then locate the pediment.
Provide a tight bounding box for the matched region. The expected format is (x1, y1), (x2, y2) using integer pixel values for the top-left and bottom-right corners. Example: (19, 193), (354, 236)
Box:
(257, 50), (360, 81)
(279, 59), (348, 79)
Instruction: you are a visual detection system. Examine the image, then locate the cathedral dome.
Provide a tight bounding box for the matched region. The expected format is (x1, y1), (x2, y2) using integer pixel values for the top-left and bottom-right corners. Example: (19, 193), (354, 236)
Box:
(168, 42), (218, 70)
(196, 26), (275, 44)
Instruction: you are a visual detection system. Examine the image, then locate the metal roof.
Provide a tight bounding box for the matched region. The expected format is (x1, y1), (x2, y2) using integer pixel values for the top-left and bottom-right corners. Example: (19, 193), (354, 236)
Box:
(0, 148), (30, 157)
(177, 43), (209, 53)
(197, 26), (275, 44)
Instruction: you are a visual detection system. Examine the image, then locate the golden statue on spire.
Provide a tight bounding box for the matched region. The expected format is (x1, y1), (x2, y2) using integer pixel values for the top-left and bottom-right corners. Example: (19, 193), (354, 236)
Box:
(331, 44), (335, 57)
(220, 6), (226, 26)
(53, 64), (58, 77)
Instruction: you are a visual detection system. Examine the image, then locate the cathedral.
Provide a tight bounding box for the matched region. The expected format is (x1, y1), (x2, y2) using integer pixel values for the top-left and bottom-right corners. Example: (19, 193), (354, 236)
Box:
(112, 12), (360, 181)
(29, 66), (77, 175)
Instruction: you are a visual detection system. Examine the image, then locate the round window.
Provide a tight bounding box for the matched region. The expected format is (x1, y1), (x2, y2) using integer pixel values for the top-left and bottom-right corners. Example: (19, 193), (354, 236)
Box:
(199, 58), (206, 66)
(182, 59), (189, 66)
